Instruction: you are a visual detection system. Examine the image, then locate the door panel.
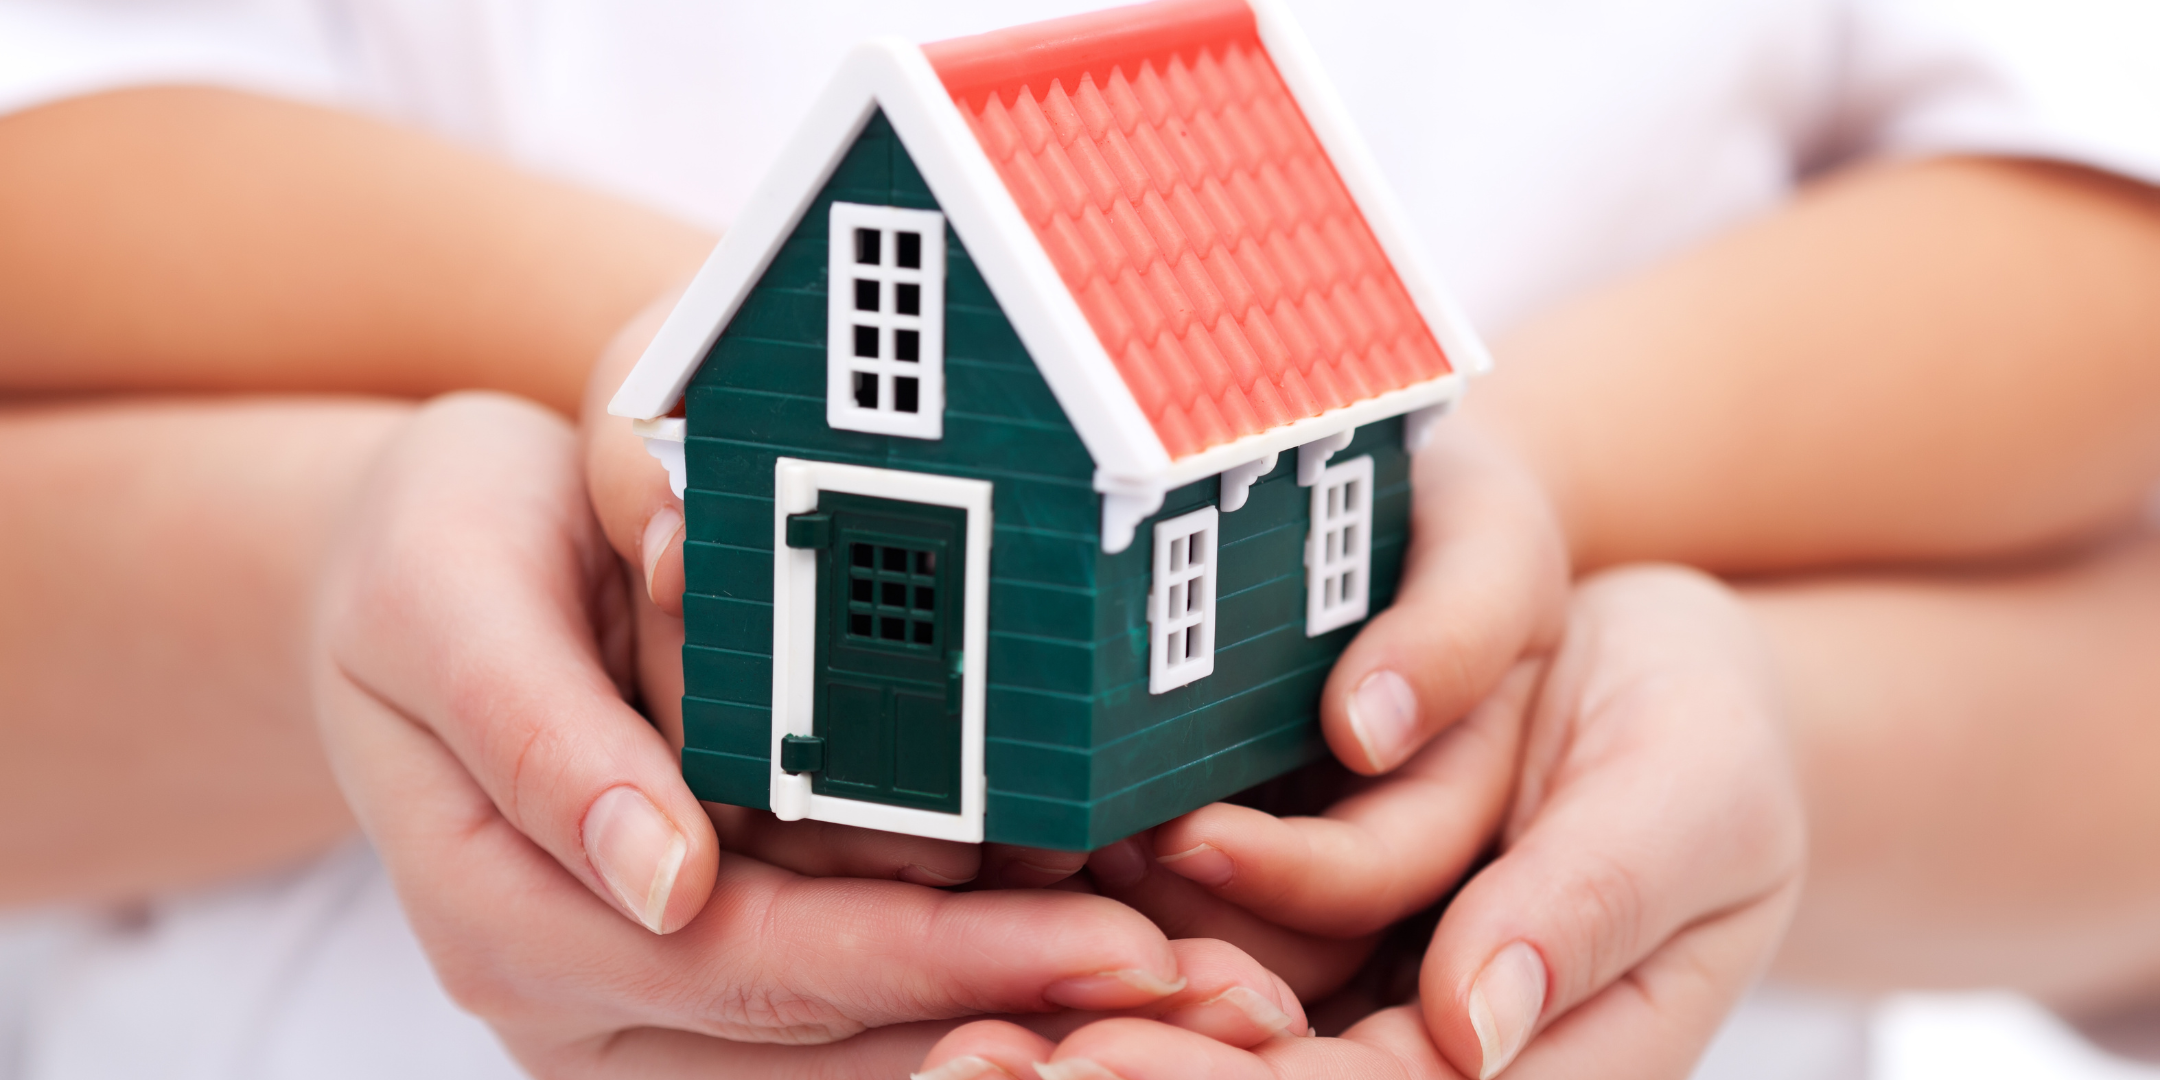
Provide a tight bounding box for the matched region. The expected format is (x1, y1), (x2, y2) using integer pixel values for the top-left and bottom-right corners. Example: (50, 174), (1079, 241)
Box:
(809, 491), (967, 814)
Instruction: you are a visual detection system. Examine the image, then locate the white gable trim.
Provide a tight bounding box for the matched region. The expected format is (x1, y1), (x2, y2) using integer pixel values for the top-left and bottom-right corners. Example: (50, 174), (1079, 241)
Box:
(609, 39), (1170, 484)
(1247, 0), (1494, 378)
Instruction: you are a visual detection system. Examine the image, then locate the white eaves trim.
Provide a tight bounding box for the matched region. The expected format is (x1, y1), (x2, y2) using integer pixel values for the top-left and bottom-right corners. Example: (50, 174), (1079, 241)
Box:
(1247, 0), (1495, 378)
(608, 38), (1170, 485)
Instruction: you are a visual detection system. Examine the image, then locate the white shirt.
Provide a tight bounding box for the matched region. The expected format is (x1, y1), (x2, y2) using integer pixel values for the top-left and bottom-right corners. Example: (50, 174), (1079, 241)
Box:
(0, 2), (2157, 1077)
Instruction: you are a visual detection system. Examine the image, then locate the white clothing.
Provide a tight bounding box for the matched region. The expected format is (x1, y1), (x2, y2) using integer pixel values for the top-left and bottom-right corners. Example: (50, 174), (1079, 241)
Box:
(0, 1), (2157, 1076)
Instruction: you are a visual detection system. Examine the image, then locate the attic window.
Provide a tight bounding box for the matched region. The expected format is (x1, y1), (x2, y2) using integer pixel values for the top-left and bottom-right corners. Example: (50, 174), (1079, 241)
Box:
(1306, 455), (1373, 636)
(827, 202), (945, 440)
(1148, 506), (1218, 694)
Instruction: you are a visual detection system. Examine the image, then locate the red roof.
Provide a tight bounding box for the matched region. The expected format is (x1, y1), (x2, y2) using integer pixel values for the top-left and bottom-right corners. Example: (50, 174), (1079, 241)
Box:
(924, 0), (1453, 461)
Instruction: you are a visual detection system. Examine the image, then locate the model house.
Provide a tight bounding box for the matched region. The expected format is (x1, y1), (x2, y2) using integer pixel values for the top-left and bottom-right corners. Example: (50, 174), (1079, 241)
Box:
(608, 0), (1490, 850)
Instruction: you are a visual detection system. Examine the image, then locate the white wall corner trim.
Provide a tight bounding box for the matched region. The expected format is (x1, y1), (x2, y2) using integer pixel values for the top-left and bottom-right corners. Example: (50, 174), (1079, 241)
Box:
(767, 458), (992, 843)
(1402, 399), (1451, 453)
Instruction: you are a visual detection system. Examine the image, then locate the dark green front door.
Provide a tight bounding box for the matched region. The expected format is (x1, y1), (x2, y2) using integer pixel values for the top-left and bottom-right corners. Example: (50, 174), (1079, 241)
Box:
(801, 492), (965, 814)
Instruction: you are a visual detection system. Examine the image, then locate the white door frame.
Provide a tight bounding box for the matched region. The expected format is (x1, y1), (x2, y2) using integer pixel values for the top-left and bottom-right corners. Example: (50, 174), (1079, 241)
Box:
(768, 457), (992, 842)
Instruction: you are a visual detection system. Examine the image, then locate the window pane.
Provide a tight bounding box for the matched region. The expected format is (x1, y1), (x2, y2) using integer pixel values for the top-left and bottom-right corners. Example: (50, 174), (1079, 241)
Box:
(854, 278), (879, 311)
(896, 282), (920, 315)
(897, 231), (921, 268)
(894, 329), (920, 362)
(855, 227), (881, 265)
(894, 376), (919, 413)
(882, 581), (906, 607)
(882, 547), (908, 572)
(852, 543), (873, 567)
(853, 324), (879, 358)
(852, 370), (878, 409)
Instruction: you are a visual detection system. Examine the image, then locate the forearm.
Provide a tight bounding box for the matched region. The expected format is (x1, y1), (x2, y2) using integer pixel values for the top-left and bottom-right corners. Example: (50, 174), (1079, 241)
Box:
(0, 396), (408, 905)
(1746, 534), (2160, 1007)
(0, 87), (713, 413)
(1469, 156), (2160, 574)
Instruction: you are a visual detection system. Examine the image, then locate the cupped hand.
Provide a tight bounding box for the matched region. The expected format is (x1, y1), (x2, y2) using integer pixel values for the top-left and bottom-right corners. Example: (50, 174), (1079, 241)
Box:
(934, 566), (1805, 1080)
(311, 392), (1303, 1077)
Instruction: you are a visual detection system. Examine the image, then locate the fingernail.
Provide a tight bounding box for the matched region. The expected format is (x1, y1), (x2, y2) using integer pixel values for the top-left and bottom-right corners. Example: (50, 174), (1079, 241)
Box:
(899, 863), (973, 887)
(910, 1056), (1016, 1080)
(1177, 985), (1298, 1039)
(1156, 842), (1234, 887)
(1467, 941), (1547, 1079)
(640, 505), (684, 604)
(1088, 838), (1149, 890)
(582, 786), (689, 933)
(1035, 1060), (1127, 1080)
(1043, 968), (1188, 1011)
(1348, 669), (1419, 769)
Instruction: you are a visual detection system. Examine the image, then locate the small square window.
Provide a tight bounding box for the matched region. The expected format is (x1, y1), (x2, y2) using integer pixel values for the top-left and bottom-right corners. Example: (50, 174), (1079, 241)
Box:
(827, 203), (945, 440)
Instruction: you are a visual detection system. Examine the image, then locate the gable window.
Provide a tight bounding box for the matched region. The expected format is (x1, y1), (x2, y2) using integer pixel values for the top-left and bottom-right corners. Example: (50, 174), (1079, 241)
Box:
(827, 202), (946, 439)
(1148, 506), (1218, 694)
(1306, 455), (1372, 636)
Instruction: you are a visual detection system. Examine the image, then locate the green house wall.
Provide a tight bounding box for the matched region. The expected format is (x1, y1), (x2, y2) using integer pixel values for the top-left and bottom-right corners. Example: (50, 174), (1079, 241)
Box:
(677, 109), (1409, 850)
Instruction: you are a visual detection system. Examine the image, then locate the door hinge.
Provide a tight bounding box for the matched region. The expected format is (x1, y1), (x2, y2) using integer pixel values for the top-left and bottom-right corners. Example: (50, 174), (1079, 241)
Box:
(785, 512), (832, 549)
(780, 734), (826, 774)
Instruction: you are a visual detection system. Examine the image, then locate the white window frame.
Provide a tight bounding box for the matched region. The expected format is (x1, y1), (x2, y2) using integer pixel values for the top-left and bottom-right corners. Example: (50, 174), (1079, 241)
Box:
(827, 202), (945, 440)
(768, 458), (991, 843)
(1148, 506), (1219, 694)
(1306, 455), (1373, 636)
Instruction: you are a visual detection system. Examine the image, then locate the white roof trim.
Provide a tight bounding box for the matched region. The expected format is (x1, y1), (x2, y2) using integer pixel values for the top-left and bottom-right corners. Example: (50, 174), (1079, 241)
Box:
(1247, 0), (1495, 378)
(1095, 371), (1466, 500)
(610, 39), (1170, 484)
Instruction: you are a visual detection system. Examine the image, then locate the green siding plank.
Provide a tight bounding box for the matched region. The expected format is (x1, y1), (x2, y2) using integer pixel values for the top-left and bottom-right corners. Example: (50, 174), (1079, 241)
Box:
(683, 748), (771, 810)
(682, 696), (771, 758)
(685, 490), (772, 546)
(985, 685), (1092, 747)
(684, 541), (770, 602)
(984, 738), (1090, 802)
(983, 790), (1093, 851)
(683, 644), (772, 707)
(987, 632), (1094, 697)
(990, 580), (1093, 639)
(681, 594), (772, 655)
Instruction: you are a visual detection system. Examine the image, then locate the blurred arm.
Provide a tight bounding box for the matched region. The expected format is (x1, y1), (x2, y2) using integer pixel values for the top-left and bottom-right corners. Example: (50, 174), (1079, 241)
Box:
(0, 86), (712, 414)
(0, 398), (406, 905)
(1473, 157), (2160, 574)
(1747, 533), (2160, 1009)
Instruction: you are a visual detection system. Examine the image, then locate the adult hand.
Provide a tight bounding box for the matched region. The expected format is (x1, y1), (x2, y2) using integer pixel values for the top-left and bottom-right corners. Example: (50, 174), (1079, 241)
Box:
(312, 392), (1305, 1077)
(924, 566), (1806, 1080)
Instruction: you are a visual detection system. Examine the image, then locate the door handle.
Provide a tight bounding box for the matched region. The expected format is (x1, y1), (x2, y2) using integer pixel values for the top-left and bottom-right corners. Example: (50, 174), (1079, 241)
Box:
(946, 650), (964, 712)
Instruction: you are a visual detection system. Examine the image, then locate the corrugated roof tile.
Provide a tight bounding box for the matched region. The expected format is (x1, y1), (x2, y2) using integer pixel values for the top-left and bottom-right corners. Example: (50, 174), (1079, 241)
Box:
(926, 0), (1452, 459)
(1040, 81), (1088, 146)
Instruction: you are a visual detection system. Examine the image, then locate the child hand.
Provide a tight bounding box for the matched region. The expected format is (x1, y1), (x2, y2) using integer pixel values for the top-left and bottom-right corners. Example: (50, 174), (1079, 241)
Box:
(311, 392), (1308, 1076)
(980, 566), (1805, 1080)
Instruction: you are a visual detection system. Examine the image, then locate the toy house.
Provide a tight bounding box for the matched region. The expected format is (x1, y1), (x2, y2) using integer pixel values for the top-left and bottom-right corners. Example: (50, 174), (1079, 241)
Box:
(609, 0), (1491, 851)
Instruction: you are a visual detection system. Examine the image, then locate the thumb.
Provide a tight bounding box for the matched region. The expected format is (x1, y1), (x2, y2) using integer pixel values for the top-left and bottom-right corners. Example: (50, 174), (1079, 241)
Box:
(1321, 424), (1569, 774)
(584, 291), (691, 616)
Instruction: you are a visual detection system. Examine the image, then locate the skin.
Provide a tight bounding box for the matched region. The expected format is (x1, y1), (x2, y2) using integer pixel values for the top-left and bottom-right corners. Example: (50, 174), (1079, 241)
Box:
(7, 77), (2160, 1078)
(0, 397), (402, 904)
(1749, 534), (2160, 1008)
